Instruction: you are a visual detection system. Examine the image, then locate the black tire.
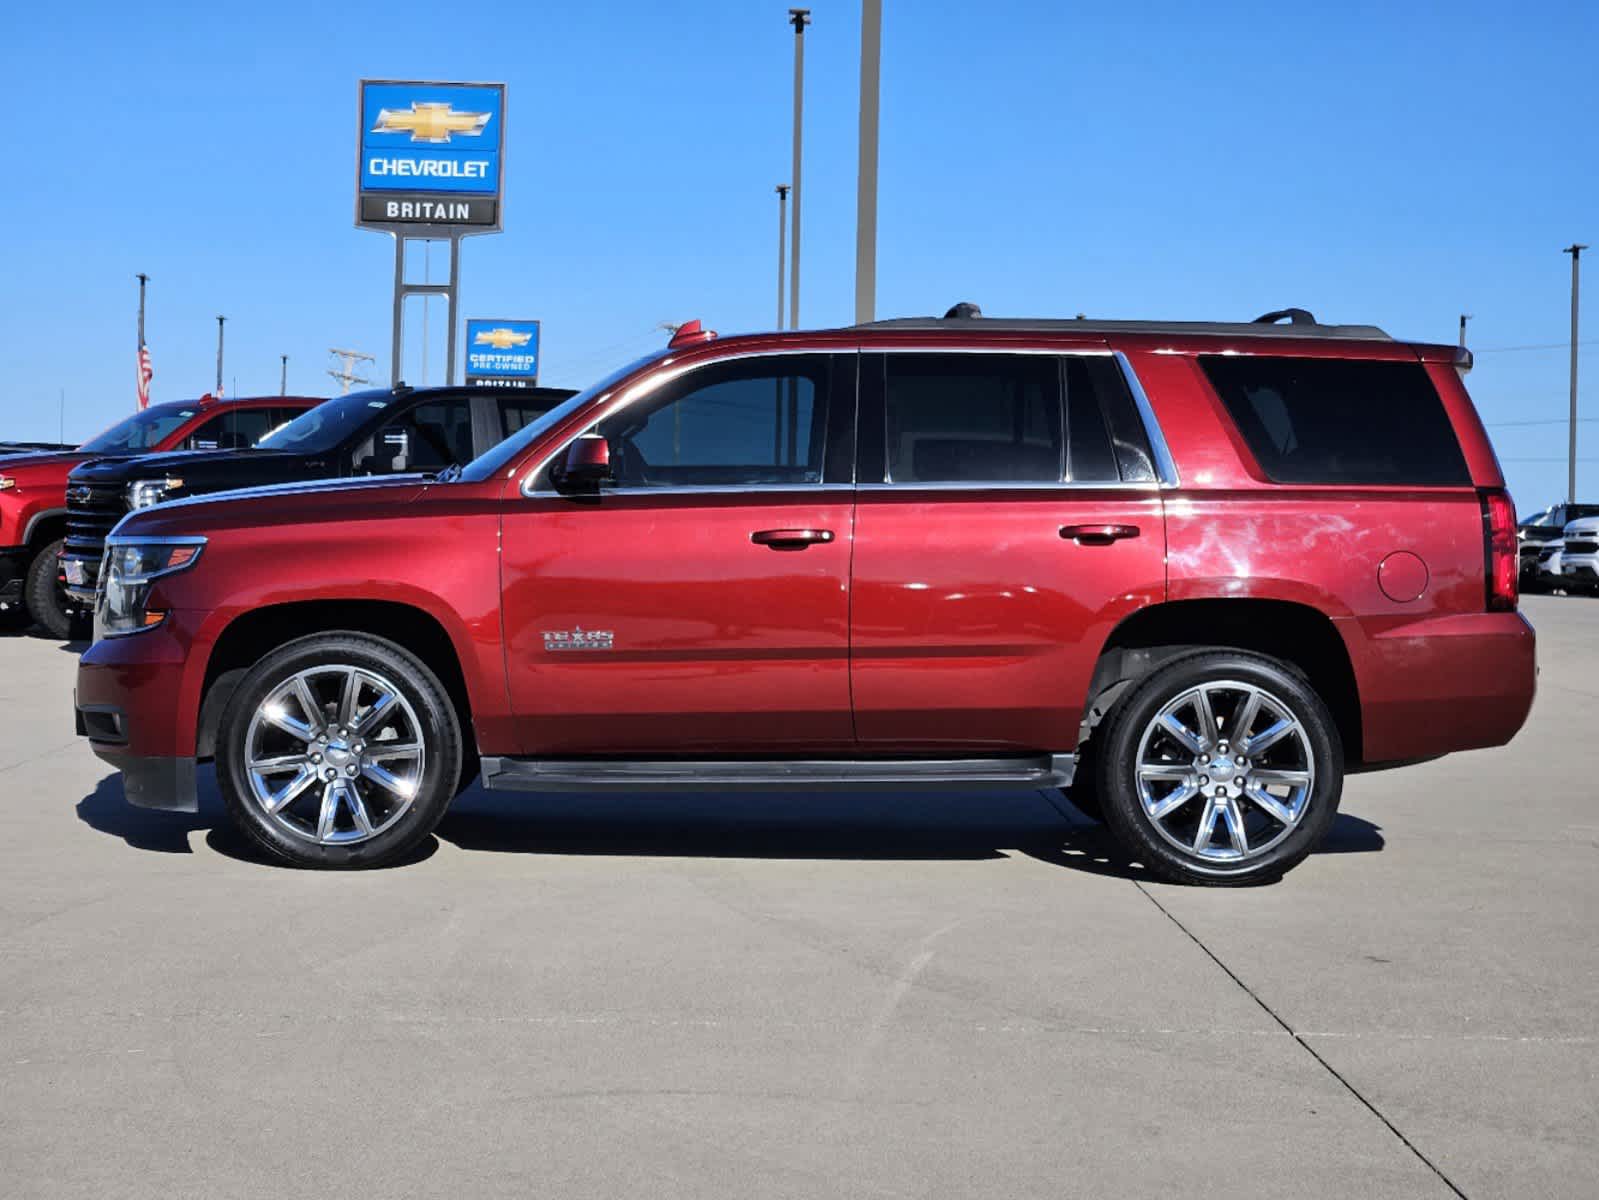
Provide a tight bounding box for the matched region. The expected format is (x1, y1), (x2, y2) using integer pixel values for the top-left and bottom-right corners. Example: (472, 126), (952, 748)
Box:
(1096, 650), (1342, 886)
(23, 539), (72, 640)
(216, 633), (463, 869)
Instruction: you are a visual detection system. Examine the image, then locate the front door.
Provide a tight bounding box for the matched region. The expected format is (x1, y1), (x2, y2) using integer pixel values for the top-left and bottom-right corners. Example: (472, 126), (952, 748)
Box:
(500, 352), (857, 756)
(850, 349), (1168, 751)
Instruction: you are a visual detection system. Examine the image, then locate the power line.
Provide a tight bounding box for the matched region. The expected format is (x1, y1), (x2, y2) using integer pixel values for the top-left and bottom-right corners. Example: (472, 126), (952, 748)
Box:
(1487, 416), (1599, 428)
(1475, 339), (1599, 354)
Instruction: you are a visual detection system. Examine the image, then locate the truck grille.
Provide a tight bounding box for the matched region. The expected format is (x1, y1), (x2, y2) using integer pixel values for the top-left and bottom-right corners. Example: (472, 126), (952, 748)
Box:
(63, 483), (127, 597)
(1564, 538), (1599, 556)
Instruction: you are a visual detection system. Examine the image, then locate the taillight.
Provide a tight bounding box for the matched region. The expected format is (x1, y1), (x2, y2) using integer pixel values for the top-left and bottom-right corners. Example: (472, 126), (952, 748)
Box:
(1481, 488), (1518, 611)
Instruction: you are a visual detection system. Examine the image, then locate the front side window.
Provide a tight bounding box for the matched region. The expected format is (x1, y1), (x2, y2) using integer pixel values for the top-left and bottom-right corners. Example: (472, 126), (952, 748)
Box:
(884, 354), (1062, 484)
(183, 408), (280, 451)
(591, 356), (829, 489)
(356, 397), (475, 474)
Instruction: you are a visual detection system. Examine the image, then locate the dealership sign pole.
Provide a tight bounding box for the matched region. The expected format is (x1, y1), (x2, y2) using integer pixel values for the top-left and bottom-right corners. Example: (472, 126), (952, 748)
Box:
(356, 80), (506, 386)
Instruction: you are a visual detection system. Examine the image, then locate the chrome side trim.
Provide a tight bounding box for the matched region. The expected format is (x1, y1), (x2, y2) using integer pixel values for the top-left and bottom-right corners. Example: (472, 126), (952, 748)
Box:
(525, 482), (856, 500)
(1114, 351), (1180, 488)
(854, 481), (1162, 494)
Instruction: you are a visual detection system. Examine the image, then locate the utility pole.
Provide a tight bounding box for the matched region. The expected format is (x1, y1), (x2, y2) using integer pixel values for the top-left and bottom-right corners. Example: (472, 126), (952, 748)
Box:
(787, 8), (810, 330)
(215, 315), (226, 395)
(280, 355), (289, 395)
(1565, 244), (1587, 504)
(327, 348), (375, 396)
(855, 0), (882, 324)
(775, 184), (789, 328)
(1458, 313), (1471, 348)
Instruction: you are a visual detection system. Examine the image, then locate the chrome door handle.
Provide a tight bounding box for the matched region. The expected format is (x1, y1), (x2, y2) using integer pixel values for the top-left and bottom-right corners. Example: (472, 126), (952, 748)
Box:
(1060, 523), (1140, 546)
(750, 528), (835, 549)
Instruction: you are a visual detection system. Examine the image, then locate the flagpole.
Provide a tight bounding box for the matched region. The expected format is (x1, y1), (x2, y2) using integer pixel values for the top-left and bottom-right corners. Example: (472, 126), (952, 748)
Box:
(136, 274), (149, 409)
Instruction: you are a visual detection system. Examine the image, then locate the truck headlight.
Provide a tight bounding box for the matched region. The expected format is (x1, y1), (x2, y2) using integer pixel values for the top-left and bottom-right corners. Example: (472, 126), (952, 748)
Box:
(126, 477), (184, 509)
(97, 538), (205, 639)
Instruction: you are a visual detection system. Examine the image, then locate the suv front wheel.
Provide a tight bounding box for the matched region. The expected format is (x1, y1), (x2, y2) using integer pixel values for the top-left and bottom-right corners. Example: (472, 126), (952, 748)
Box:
(216, 633), (463, 868)
(1096, 651), (1342, 886)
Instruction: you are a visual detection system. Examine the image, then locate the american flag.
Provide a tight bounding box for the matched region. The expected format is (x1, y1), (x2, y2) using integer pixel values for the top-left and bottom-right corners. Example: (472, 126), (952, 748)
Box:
(136, 344), (153, 410)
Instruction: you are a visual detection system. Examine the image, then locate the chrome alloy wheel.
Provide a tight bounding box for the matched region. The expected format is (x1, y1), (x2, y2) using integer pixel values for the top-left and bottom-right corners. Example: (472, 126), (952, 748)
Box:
(1133, 680), (1315, 865)
(243, 665), (426, 846)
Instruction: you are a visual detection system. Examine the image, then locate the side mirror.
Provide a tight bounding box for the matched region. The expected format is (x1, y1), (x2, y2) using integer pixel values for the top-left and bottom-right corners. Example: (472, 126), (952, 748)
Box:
(557, 434), (612, 487)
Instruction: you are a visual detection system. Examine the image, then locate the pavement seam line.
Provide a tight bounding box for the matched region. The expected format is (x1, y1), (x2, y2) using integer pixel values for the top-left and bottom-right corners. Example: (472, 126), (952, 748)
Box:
(1133, 881), (1469, 1200)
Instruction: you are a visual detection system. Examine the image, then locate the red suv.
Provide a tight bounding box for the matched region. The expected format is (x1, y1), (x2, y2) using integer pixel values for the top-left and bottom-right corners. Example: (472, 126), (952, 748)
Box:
(74, 312), (1534, 884)
(0, 394), (320, 637)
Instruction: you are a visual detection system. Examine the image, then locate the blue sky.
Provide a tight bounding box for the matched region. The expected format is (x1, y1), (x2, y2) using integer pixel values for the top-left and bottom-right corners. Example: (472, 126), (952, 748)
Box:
(5, 0), (1596, 511)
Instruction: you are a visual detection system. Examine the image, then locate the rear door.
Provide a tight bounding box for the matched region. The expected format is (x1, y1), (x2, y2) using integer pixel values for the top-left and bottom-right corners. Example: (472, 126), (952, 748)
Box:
(850, 349), (1168, 751)
(500, 352), (857, 755)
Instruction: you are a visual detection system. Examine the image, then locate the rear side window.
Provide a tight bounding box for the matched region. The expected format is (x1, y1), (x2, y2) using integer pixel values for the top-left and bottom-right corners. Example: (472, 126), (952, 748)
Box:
(1066, 356), (1156, 483)
(1200, 356), (1469, 486)
(884, 354), (1062, 484)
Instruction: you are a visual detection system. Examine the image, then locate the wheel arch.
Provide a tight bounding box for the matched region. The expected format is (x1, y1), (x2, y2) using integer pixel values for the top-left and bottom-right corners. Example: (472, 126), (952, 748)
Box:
(22, 507), (66, 548)
(197, 600), (476, 762)
(1082, 598), (1363, 764)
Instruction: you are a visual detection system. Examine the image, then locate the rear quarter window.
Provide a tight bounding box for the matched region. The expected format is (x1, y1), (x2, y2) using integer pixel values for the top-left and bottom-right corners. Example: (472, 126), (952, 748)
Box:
(1199, 356), (1470, 486)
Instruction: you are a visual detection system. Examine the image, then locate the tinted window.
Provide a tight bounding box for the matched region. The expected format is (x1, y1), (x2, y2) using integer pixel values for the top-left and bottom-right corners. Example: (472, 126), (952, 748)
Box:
(1064, 358), (1120, 482)
(596, 356), (828, 489)
(499, 395), (563, 436)
(356, 397), (473, 474)
(1200, 357), (1469, 486)
(262, 392), (397, 454)
(885, 354), (1061, 484)
(183, 408), (279, 451)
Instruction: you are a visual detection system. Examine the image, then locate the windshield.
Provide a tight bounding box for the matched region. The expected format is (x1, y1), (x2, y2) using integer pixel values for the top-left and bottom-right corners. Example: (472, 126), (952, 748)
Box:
(257, 391), (396, 454)
(80, 403), (197, 453)
(459, 351), (669, 483)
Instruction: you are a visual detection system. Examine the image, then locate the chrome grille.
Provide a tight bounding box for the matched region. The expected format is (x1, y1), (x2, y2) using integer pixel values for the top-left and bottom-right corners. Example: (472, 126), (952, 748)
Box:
(1563, 538), (1598, 556)
(63, 482), (126, 595)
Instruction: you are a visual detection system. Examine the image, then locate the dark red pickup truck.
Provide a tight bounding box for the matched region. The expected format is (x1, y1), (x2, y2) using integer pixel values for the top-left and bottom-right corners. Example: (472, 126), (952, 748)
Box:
(0, 395), (319, 637)
(75, 311), (1535, 884)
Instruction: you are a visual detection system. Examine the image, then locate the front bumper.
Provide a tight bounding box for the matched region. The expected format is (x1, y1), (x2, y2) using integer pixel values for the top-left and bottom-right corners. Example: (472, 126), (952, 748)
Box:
(1558, 553), (1599, 583)
(75, 613), (206, 813)
(0, 546), (24, 610)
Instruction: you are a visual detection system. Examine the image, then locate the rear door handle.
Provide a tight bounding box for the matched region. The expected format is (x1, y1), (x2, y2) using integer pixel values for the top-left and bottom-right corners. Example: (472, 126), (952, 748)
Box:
(1060, 523), (1141, 546)
(750, 528), (835, 549)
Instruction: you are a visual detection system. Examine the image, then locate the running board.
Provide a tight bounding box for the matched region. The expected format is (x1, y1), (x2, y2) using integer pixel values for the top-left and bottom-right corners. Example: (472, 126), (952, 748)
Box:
(479, 754), (1075, 793)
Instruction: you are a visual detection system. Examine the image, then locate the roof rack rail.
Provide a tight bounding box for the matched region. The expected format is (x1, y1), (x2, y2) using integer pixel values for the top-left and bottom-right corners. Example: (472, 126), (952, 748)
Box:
(854, 309), (1391, 341)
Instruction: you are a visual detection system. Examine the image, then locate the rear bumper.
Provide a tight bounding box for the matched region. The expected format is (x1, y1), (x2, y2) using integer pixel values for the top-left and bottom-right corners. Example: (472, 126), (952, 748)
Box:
(1345, 611), (1536, 763)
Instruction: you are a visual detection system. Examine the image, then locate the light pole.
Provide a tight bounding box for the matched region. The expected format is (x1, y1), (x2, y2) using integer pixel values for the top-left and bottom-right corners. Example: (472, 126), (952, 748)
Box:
(215, 316), (226, 395)
(1565, 244), (1587, 504)
(775, 184), (790, 328)
(855, 0), (882, 324)
(280, 354), (289, 396)
(1458, 313), (1471, 348)
(787, 8), (810, 330)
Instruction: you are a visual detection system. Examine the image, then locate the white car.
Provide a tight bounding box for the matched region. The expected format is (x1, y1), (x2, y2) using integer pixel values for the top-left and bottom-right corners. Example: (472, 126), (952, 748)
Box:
(1560, 518), (1599, 592)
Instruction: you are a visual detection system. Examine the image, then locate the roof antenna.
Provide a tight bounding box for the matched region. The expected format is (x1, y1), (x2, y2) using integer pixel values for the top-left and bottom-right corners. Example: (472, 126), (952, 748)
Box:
(943, 301), (983, 319)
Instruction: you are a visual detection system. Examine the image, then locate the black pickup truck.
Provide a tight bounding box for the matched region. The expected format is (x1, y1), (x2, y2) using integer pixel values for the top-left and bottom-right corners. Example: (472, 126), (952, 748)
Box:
(64, 383), (574, 604)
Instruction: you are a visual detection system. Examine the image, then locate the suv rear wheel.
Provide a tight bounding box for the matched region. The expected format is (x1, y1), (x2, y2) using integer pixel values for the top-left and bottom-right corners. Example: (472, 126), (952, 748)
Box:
(216, 633), (463, 869)
(1096, 651), (1342, 885)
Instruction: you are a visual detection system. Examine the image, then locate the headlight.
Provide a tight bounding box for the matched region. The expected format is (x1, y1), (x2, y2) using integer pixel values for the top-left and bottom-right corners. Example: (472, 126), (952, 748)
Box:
(96, 538), (205, 639)
(126, 477), (184, 509)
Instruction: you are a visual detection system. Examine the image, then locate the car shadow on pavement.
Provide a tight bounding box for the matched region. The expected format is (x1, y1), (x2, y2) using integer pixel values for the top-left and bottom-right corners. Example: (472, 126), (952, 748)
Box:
(77, 770), (1383, 880)
(75, 768), (439, 868)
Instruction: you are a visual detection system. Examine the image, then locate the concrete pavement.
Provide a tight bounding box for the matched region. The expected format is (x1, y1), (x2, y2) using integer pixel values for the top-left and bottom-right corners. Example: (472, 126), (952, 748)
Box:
(1, 596), (1593, 1197)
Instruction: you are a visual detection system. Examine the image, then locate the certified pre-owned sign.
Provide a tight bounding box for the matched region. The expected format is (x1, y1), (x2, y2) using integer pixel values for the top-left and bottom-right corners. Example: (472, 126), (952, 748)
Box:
(465, 318), (540, 386)
(356, 80), (506, 231)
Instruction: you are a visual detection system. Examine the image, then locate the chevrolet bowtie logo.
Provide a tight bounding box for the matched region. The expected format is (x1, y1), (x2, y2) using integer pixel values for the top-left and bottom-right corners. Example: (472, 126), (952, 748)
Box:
(371, 102), (491, 144)
(473, 327), (534, 350)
